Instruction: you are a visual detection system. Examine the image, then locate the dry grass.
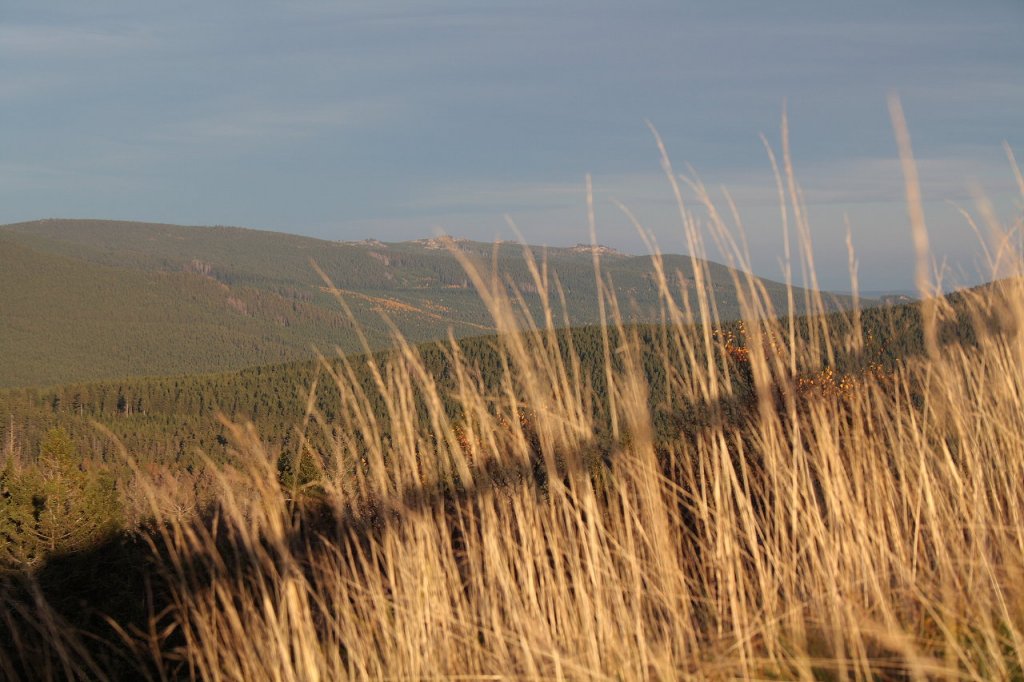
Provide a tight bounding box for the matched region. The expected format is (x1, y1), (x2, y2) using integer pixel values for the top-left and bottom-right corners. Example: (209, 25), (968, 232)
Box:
(6, 117), (1024, 680)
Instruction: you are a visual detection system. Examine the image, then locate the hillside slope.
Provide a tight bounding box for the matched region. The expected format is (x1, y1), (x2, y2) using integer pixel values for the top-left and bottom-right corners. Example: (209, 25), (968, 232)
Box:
(1, 219), (854, 387)
(1, 280), (975, 471)
(0, 235), (366, 388)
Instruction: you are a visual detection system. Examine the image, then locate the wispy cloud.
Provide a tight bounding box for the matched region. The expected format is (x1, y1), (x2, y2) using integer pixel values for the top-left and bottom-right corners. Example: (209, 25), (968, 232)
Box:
(705, 154), (1020, 208)
(407, 150), (1020, 219)
(149, 97), (406, 144)
(0, 24), (155, 56)
(0, 159), (151, 193)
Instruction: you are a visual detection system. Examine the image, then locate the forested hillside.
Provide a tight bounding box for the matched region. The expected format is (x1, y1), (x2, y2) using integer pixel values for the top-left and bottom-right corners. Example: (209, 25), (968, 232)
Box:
(0, 219), (857, 388)
(0, 284), (980, 479)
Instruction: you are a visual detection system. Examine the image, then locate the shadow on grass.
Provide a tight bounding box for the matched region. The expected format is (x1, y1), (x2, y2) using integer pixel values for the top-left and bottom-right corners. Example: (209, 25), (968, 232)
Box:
(0, 314), (932, 681)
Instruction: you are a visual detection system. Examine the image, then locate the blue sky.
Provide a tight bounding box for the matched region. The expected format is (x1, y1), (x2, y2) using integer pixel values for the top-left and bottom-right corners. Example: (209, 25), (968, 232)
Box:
(3, 1), (1022, 289)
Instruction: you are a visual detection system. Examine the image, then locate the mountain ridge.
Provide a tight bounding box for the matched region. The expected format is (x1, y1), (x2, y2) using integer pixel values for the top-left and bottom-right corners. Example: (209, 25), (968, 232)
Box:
(0, 218), (860, 388)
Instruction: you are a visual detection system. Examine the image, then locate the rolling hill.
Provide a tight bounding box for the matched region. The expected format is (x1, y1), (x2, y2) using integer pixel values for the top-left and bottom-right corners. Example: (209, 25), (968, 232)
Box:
(1, 219), (855, 388)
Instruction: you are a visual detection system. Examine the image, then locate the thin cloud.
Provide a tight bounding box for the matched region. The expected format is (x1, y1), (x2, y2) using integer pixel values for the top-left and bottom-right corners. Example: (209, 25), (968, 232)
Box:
(152, 97), (406, 143)
(0, 24), (154, 56)
(408, 151), (1020, 218)
(0, 160), (151, 193)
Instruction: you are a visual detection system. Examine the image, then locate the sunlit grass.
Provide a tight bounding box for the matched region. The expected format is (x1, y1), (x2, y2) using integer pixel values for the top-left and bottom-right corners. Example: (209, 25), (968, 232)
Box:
(4, 110), (1024, 680)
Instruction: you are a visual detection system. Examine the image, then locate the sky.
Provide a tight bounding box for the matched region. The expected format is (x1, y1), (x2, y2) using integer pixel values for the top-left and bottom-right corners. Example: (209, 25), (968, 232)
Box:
(2, 1), (1023, 290)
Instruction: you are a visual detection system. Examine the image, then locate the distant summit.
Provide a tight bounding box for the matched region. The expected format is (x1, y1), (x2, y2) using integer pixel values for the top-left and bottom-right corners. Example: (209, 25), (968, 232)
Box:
(569, 243), (626, 257)
(343, 236), (628, 256)
(342, 238), (387, 247)
(878, 294), (916, 306)
(410, 236), (472, 250)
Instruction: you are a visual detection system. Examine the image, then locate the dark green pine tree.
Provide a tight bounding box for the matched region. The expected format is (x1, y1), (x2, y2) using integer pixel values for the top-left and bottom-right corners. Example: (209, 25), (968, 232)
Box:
(0, 427), (121, 568)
